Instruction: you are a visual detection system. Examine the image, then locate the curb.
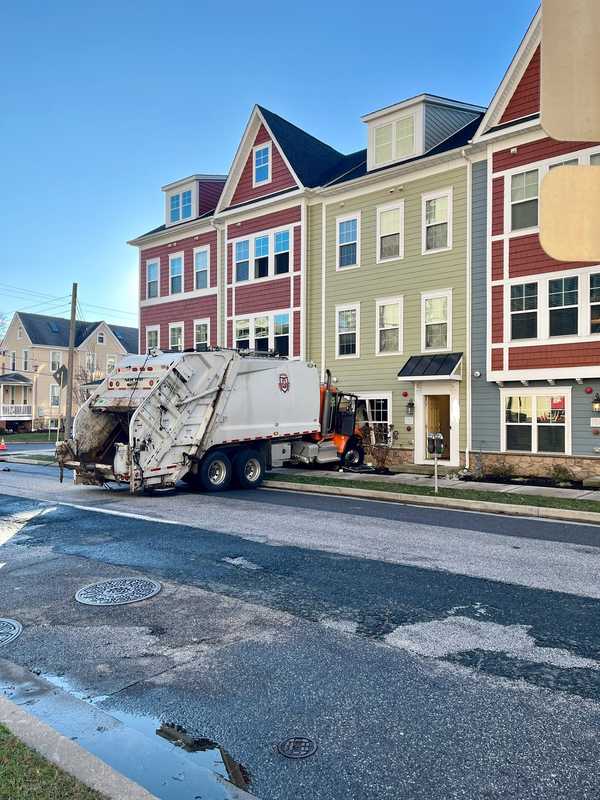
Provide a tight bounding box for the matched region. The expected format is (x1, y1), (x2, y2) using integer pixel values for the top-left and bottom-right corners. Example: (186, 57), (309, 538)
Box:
(0, 694), (158, 800)
(0, 457), (56, 466)
(264, 479), (600, 526)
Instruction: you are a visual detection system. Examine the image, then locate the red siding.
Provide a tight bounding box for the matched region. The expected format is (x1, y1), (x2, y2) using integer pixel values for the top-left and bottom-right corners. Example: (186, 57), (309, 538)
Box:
(500, 46), (540, 124)
(491, 286), (504, 344)
(293, 311), (301, 357)
(140, 230), (217, 300)
(293, 275), (301, 307)
(491, 178), (504, 236)
(140, 296), (217, 353)
(229, 125), (297, 207)
(227, 244), (232, 284)
(227, 206), (301, 240)
(493, 137), (595, 173)
(509, 342), (600, 370)
(491, 349), (504, 371)
(508, 234), (592, 279)
(293, 225), (301, 271)
(227, 288), (232, 317)
(235, 277), (291, 316)
(227, 320), (232, 348)
(198, 179), (226, 216)
(491, 240), (504, 281)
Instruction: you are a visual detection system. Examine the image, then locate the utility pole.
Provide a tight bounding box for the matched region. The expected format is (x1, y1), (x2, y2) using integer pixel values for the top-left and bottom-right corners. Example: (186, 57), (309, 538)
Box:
(64, 282), (78, 439)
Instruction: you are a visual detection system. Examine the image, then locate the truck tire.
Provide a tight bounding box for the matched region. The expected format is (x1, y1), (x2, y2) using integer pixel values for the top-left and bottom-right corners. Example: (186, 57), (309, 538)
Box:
(233, 449), (265, 489)
(343, 441), (365, 467)
(199, 451), (232, 492)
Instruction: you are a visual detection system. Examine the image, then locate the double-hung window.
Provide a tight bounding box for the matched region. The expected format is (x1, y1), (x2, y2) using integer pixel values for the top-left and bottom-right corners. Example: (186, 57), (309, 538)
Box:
(253, 144), (271, 185)
(254, 316), (270, 351)
(274, 313), (290, 356)
(169, 190), (192, 223)
(549, 158), (578, 170)
(336, 305), (359, 358)
(50, 384), (60, 408)
(194, 320), (209, 351)
(146, 260), (159, 298)
(169, 255), (183, 294)
(590, 274), (600, 333)
(194, 247), (209, 290)
(549, 276), (578, 336)
(510, 283), (538, 340)
(254, 236), (269, 279)
(234, 314), (290, 354)
(235, 319), (251, 350)
(9, 351), (16, 371)
(337, 216), (359, 269)
(504, 393), (568, 454)
(235, 240), (250, 282)
(376, 297), (403, 355)
(377, 203), (404, 262)
(146, 327), (159, 352)
(373, 116), (415, 166)
(169, 323), (183, 351)
(274, 231), (290, 274)
(511, 170), (538, 231)
(85, 352), (97, 374)
(106, 356), (117, 372)
(422, 190), (452, 253)
(422, 290), (451, 351)
(22, 350), (29, 372)
(50, 351), (61, 372)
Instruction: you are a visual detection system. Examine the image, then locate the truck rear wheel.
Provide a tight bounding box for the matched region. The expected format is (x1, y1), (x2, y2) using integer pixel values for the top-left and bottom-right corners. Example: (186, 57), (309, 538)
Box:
(199, 451), (232, 492)
(233, 449), (265, 490)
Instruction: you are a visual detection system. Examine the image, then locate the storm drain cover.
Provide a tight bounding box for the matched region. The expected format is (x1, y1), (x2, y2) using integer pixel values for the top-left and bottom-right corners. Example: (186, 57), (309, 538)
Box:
(75, 578), (161, 606)
(277, 737), (318, 759)
(0, 619), (22, 647)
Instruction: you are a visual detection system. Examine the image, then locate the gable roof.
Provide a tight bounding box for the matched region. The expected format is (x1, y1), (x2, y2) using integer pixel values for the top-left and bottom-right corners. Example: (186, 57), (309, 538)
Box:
(16, 313), (138, 353)
(0, 372), (31, 385)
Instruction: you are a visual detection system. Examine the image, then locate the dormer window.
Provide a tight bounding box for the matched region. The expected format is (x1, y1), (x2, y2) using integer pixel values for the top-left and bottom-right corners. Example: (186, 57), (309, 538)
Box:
(373, 115), (415, 168)
(253, 143), (271, 186)
(169, 189), (193, 223)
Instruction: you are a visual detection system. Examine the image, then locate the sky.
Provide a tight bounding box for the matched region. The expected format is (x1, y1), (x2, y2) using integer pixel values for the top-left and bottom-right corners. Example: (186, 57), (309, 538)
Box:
(0, 0), (539, 331)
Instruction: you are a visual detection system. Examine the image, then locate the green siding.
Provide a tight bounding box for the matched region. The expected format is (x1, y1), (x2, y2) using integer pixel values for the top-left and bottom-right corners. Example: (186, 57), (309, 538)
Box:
(307, 166), (469, 455)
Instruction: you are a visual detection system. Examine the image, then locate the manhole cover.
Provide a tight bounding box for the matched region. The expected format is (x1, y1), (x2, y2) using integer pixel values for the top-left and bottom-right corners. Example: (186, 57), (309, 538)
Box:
(277, 737), (318, 759)
(75, 578), (161, 606)
(0, 619), (22, 647)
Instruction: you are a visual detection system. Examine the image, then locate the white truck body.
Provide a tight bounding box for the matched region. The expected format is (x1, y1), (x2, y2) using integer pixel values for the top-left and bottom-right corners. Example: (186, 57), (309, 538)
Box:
(60, 350), (322, 492)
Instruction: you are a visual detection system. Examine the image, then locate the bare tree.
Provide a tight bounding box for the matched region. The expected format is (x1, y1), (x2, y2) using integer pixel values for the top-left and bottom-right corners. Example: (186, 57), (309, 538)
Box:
(361, 422), (395, 472)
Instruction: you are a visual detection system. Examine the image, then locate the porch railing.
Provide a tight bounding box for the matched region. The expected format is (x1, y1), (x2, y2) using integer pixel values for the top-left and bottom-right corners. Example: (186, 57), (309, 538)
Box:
(0, 404), (32, 418)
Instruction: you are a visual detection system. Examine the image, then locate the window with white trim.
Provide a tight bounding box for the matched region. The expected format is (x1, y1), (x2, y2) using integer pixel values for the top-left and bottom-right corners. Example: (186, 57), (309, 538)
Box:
(274, 230), (290, 274)
(235, 240), (250, 282)
(504, 393), (568, 454)
(590, 274), (600, 333)
(194, 247), (209, 290)
(510, 282), (538, 340)
(50, 351), (61, 372)
(591, 154), (600, 166)
(337, 216), (359, 269)
(549, 276), (578, 336)
(511, 169), (538, 231)
(194, 319), (210, 351)
(169, 255), (183, 294)
(254, 235), (269, 279)
(234, 312), (290, 355)
(97, 331), (105, 344)
(376, 297), (403, 354)
(233, 229), (293, 283)
(16, 326), (22, 340)
(422, 290), (451, 351)
(253, 143), (271, 185)
(422, 189), (451, 253)
(169, 189), (192, 223)
(146, 260), (159, 298)
(356, 397), (391, 435)
(146, 327), (159, 352)
(549, 158), (579, 169)
(50, 384), (60, 407)
(169, 323), (183, 351)
(273, 313), (290, 356)
(9, 351), (16, 371)
(106, 355), (117, 373)
(377, 203), (404, 262)
(373, 115), (415, 167)
(22, 350), (29, 372)
(336, 305), (359, 358)
(85, 352), (97, 374)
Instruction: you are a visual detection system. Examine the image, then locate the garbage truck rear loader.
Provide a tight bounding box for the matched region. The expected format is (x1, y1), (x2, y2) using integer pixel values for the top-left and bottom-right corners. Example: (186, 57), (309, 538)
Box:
(57, 350), (363, 494)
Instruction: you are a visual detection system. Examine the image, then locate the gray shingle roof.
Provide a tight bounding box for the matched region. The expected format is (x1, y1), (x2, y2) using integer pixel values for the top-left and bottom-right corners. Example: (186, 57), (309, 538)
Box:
(17, 313), (138, 353)
(0, 372), (31, 385)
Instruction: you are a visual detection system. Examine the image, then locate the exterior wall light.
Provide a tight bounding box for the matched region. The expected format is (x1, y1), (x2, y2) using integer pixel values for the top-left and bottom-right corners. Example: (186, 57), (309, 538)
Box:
(406, 399), (415, 415)
(593, 393), (600, 413)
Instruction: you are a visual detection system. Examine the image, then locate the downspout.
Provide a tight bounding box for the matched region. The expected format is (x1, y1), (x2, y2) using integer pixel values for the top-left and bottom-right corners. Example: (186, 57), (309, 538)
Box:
(209, 218), (225, 347)
(300, 197), (308, 360)
(320, 202), (327, 382)
(462, 147), (473, 471)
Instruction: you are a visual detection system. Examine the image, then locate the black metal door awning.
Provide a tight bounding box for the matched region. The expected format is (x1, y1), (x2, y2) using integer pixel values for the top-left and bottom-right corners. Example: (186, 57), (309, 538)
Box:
(397, 353), (463, 381)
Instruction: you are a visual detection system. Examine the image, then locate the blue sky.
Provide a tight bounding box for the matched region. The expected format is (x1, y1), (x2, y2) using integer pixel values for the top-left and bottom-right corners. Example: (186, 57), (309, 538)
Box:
(0, 0), (539, 330)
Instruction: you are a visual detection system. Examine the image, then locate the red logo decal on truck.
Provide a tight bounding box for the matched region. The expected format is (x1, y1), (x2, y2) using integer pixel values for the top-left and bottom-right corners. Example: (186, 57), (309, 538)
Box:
(278, 374), (290, 393)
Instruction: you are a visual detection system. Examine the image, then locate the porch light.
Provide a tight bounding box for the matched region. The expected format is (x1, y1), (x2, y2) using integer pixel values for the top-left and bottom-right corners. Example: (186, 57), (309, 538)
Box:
(593, 393), (600, 414)
(406, 399), (415, 415)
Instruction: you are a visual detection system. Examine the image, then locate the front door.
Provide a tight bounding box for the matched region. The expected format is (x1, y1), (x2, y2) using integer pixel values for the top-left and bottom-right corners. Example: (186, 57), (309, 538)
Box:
(413, 380), (460, 466)
(425, 394), (450, 460)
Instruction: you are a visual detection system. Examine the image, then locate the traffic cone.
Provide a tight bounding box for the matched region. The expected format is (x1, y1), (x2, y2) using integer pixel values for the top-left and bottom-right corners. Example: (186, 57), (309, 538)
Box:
(0, 438), (6, 451)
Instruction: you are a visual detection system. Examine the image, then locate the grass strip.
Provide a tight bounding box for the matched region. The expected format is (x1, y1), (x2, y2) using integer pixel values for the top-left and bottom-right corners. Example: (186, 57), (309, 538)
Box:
(265, 472), (600, 514)
(0, 433), (56, 442)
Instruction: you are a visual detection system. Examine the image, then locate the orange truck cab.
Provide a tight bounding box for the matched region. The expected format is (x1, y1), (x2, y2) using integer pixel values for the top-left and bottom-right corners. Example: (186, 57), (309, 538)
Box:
(311, 372), (365, 466)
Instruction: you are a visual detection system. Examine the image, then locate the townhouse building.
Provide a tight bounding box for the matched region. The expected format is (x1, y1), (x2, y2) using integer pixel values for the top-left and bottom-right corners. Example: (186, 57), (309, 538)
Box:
(470, 10), (600, 479)
(0, 312), (138, 431)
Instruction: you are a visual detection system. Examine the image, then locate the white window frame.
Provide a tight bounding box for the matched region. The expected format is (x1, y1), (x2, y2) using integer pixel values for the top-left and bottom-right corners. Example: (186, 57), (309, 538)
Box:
(50, 351), (61, 372)
(85, 351), (97, 374)
(375, 296), (404, 356)
(193, 245), (211, 291)
(356, 391), (393, 433)
(168, 252), (184, 296)
(500, 386), (572, 456)
(16, 326), (22, 340)
(508, 281), (539, 342)
(106, 355), (117, 373)
(166, 185), (195, 226)
(146, 258), (160, 299)
(145, 325), (160, 352)
(509, 168), (539, 234)
(230, 226), (294, 285)
(376, 201), (404, 263)
(193, 318), (211, 350)
(335, 303), (360, 360)
(97, 330), (105, 345)
(232, 310), (292, 356)
(252, 141), (272, 187)
(336, 212), (361, 271)
(369, 112), (418, 169)
(49, 383), (60, 408)
(9, 351), (16, 371)
(22, 349), (29, 372)
(421, 289), (452, 353)
(421, 188), (453, 255)
(169, 322), (184, 352)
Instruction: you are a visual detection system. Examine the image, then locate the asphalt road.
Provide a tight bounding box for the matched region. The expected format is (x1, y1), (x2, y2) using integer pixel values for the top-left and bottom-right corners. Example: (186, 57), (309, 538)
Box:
(1, 464), (600, 799)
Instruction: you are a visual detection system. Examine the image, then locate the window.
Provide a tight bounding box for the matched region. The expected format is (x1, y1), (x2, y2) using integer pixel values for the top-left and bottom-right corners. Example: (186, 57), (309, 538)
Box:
(146, 327), (159, 352)
(194, 320), (210, 351)
(169, 323), (183, 351)
(17, 326), (22, 340)
(254, 236), (269, 279)
(549, 276), (578, 336)
(337, 216), (359, 269)
(510, 283), (538, 340)
(85, 352), (97, 373)
(106, 355), (117, 373)
(356, 396), (391, 436)
(253, 143), (271, 185)
(146, 260), (159, 298)
(422, 290), (451, 351)
(169, 190), (193, 223)
(511, 169), (538, 230)
(235, 240), (250, 282)
(50, 384), (60, 408)
(9, 386), (16, 404)
(422, 190), (452, 253)
(97, 331), (105, 345)
(549, 158), (578, 169)
(22, 350), (29, 372)
(377, 203), (404, 262)
(274, 313), (290, 356)
(9, 351), (16, 371)
(235, 319), (250, 350)
(336, 305), (359, 358)
(591, 274), (600, 333)
(274, 231), (290, 274)
(376, 297), (403, 354)
(50, 351), (61, 372)
(504, 393), (568, 454)
(194, 247), (209, 290)
(373, 115), (415, 166)
(169, 254), (183, 294)
(591, 153), (600, 166)
(254, 316), (269, 351)
(235, 313), (290, 355)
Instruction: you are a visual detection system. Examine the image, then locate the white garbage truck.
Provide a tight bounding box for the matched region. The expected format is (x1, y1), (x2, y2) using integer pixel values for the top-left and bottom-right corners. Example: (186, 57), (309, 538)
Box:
(56, 350), (365, 494)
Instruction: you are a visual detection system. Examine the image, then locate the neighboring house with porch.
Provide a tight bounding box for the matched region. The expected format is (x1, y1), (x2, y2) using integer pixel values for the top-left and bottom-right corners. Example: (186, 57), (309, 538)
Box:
(0, 312), (138, 431)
